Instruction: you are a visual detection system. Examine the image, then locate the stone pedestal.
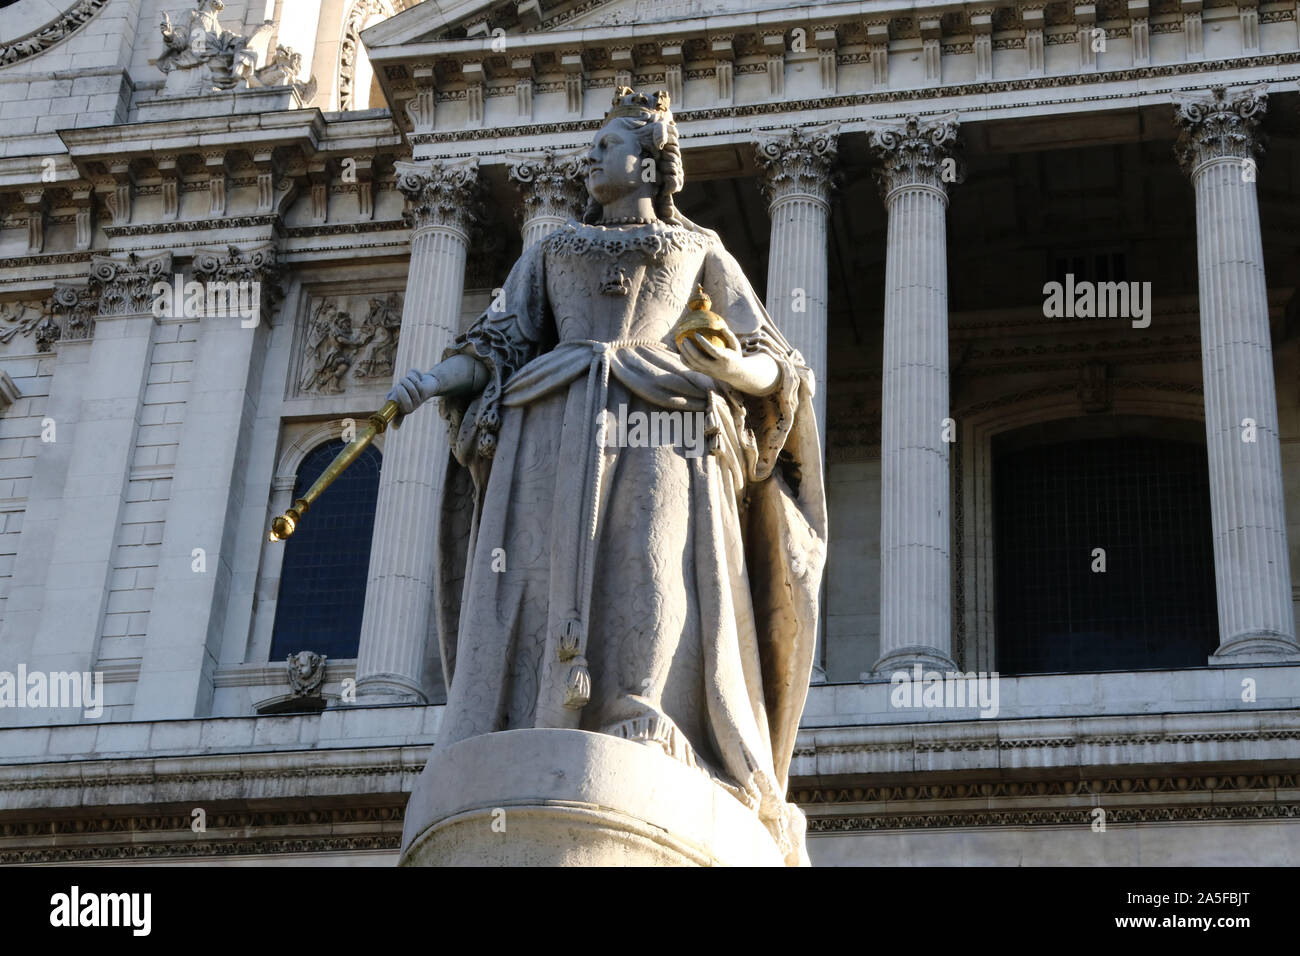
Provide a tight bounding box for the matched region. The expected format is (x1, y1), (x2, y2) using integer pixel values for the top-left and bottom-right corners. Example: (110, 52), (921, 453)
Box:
(399, 728), (785, 867)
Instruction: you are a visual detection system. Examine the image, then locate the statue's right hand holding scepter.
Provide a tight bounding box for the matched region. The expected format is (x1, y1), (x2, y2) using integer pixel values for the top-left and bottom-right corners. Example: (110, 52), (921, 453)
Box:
(266, 353), (490, 541)
(386, 353), (490, 422)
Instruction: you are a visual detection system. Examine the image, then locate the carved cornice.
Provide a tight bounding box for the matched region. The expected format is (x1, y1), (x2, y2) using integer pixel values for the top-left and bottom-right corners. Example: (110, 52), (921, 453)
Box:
(0, 252), (92, 269)
(283, 219), (407, 238)
(793, 724), (1296, 761)
(395, 158), (481, 235)
(506, 147), (588, 224)
(103, 215), (282, 238)
(867, 113), (962, 199)
(1172, 83), (1267, 175)
(793, 769), (1300, 804)
(405, 53), (1300, 147)
(754, 123), (840, 207)
(806, 802), (1300, 832)
(4, 767), (1296, 861)
(0, 834), (401, 864)
(0, 804), (404, 838)
(0, 763), (417, 794)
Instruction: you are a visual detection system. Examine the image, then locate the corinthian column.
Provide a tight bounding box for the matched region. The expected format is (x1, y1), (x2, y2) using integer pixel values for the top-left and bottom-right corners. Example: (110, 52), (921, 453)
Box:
(755, 123), (839, 442)
(354, 158), (481, 702)
(868, 114), (961, 675)
(755, 124), (838, 683)
(1173, 86), (1300, 662)
(507, 147), (588, 249)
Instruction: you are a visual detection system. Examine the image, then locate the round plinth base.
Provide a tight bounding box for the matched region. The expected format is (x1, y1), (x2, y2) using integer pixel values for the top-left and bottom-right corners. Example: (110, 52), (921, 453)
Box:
(399, 728), (784, 867)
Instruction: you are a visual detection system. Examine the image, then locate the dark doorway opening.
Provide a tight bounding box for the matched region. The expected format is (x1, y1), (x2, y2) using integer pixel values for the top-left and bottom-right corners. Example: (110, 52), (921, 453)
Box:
(994, 422), (1218, 674)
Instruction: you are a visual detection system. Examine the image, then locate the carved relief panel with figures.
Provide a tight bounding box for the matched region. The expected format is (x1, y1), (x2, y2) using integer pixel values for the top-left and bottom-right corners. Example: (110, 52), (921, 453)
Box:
(293, 290), (402, 397)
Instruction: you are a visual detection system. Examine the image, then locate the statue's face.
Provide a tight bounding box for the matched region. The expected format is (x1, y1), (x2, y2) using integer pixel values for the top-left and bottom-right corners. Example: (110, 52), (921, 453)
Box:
(586, 119), (654, 207)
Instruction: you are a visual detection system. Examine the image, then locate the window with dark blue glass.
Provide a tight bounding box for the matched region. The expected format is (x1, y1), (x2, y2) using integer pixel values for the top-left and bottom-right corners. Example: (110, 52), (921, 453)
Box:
(270, 439), (381, 660)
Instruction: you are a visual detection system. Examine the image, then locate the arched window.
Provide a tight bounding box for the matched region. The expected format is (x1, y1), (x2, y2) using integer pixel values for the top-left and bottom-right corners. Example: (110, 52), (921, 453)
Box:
(270, 439), (381, 660)
(993, 422), (1218, 674)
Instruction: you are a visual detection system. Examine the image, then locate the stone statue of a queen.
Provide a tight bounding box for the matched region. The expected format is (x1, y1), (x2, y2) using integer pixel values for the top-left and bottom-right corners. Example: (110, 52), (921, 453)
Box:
(388, 88), (827, 866)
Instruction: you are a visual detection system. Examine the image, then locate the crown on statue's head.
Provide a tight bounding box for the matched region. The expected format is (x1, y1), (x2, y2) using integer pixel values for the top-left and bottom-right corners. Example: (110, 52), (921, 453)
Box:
(605, 86), (672, 121)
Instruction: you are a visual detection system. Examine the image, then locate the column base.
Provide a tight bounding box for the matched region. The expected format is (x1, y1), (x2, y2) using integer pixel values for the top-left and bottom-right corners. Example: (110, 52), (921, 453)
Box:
(354, 673), (427, 704)
(872, 645), (958, 677)
(399, 728), (788, 867)
(1209, 632), (1300, 665)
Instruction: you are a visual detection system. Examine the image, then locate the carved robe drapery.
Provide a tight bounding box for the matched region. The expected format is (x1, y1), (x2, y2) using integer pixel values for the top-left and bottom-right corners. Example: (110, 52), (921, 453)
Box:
(433, 219), (827, 864)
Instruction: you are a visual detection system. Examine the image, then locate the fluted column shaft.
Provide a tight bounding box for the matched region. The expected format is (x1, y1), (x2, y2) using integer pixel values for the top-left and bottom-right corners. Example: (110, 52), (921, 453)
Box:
(756, 125), (839, 442)
(508, 147), (588, 250)
(756, 125), (838, 681)
(355, 159), (480, 701)
(870, 115), (961, 674)
(1174, 86), (1300, 662)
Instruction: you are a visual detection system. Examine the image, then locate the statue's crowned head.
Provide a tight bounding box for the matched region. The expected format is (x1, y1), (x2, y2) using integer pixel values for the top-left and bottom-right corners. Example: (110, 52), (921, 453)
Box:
(583, 86), (684, 224)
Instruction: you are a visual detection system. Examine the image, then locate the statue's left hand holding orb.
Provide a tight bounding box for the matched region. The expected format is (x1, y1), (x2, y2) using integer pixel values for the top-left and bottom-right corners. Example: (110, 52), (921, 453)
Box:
(679, 324), (781, 397)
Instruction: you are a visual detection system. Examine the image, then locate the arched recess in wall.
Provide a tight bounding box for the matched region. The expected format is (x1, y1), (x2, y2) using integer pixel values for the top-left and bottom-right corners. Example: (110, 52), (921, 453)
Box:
(954, 382), (1209, 673)
(268, 433), (383, 660)
(337, 0), (395, 111)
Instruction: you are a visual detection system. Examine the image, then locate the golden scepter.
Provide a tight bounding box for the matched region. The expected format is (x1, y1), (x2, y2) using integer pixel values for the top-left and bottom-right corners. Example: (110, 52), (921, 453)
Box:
(267, 400), (402, 542)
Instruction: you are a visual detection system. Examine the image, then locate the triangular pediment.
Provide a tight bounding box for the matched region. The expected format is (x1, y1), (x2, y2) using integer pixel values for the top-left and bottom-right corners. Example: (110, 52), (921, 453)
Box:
(363, 0), (809, 49)
(534, 0), (763, 31)
(361, 0), (490, 49)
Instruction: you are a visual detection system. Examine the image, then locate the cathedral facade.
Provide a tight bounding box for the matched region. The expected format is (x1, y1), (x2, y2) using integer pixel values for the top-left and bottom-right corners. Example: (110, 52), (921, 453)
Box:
(0, 0), (1297, 864)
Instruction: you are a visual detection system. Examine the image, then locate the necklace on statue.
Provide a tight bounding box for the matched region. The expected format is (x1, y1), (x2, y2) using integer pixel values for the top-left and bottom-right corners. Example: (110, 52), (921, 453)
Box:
(596, 216), (657, 226)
